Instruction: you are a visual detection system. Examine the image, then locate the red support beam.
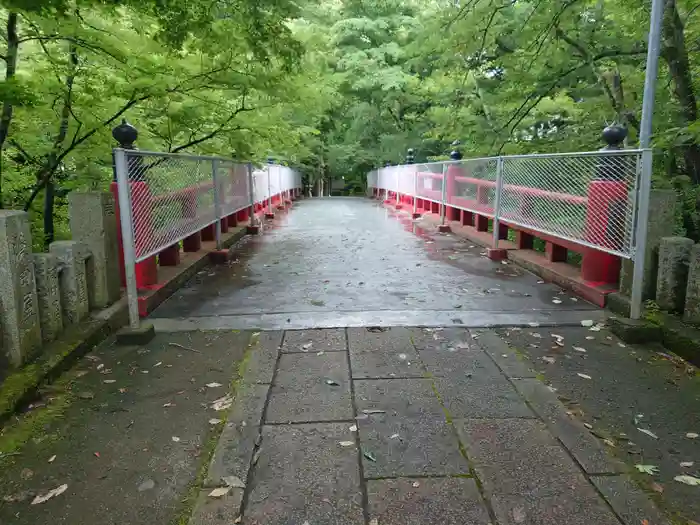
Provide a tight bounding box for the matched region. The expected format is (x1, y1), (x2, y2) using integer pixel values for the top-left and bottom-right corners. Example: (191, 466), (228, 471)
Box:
(546, 241), (567, 263)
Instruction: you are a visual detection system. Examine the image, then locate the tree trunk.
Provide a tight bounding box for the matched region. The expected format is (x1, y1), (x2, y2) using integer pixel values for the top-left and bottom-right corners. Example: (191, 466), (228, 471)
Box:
(0, 12), (19, 208)
(662, 0), (700, 183)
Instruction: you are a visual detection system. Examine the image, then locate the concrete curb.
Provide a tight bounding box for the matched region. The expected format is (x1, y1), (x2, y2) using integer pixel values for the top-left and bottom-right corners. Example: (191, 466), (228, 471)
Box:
(0, 228), (251, 425)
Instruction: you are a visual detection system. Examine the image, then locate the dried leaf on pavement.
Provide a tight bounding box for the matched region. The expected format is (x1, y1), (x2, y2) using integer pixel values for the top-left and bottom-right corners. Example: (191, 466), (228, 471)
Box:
(542, 356), (556, 364)
(573, 347), (586, 353)
(209, 418), (223, 425)
(31, 484), (68, 505)
(302, 342), (313, 351)
(635, 464), (659, 475)
(580, 320), (594, 327)
(637, 428), (659, 439)
(680, 462), (695, 468)
(338, 441), (355, 447)
(48, 455), (56, 463)
(211, 394), (234, 411)
(171, 436), (181, 442)
(222, 476), (246, 488)
(363, 450), (377, 462)
(208, 487), (231, 497)
(349, 425), (358, 432)
(687, 432), (699, 439)
(674, 475), (700, 486)
(362, 409), (386, 414)
(577, 373), (592, 380)
(325, 379), (340, 386)
(206, 382), (223, 388)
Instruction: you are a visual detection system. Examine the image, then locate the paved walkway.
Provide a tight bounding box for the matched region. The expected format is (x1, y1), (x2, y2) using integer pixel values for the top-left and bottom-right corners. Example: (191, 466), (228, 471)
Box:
(150, 198), (600, 331)
(193, 327), (666, 525)
(0, 198), (676, 525)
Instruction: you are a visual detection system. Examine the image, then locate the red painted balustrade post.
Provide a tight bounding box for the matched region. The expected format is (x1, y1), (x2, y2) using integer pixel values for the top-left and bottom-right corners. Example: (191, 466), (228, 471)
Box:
(181, 187), (202, 252)
(581, 127), (629, 284)
(445, 164), (460, 221)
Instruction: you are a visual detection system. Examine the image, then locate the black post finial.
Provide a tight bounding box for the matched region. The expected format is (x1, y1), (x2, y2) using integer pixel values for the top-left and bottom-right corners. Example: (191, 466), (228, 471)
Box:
(450, 140), (462, 161)
(112, 119), (138, 149)
(601, 124), (627, 150)
(406, 148), (415, 164)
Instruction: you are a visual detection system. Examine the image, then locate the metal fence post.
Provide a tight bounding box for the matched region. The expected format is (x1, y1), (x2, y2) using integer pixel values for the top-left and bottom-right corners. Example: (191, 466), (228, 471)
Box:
(440, 163), (448, 226)
(114, 148), (140, 329)
(395, 168), (400, 205)
(247, 163), (255, 227)
(492, 156), (505, 249)
(267, 164), (272, 211)
(212, 159), (222, 250)
(412, 165), (418, 215)
(630, 149), (653, 319)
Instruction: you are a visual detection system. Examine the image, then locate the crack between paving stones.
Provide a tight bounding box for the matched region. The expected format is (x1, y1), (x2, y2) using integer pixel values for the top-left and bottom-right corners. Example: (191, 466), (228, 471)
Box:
(238, 330), (286, 522)
(345, 327), (372, 525)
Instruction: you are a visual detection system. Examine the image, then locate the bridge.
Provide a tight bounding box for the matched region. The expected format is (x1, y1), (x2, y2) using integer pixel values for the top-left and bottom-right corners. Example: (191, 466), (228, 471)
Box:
(0, 129), (683, 525)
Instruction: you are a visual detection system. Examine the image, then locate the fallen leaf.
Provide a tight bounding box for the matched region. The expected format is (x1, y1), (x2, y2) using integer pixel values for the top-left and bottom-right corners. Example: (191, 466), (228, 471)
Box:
(163, 403), (175, 408)
(389, 434), (400, 439)
(118, 388), (127, 394)
(527, 322), (540, 327)
(97, 363), (105, 371)
(48, 455), (56, 463)
(580, 320), (594, 327)
(208, 487), (231, 497)
(512, 506), (526, 523)
(316, 351), (325, 356)
(362, 409), (386, 415)
(154, 362), (162, 367)
(687, 432), (699, 439)
(325, 379), (340, 386)
(171, 436), (181, 442)
(635, 464), (659, 475)
(363, 450), (377, 462)
(338, 441), (355, 447)
(552, 299), (562, 304)
(397, 353), (407, 360)
(603, 439), (615, 447)
(103, 379), (117, 384)
(349, 425), (358, 432)
(211, 394), (233, 411)
(206, 382), (223, 388)
(573, 347), (587, 353)
(32, 484), (68, 505)
(577, 373), (592, 380)
(542, 356), (556, 364)
(302, 342), (313, 351)
(222, 476), (245, 488)
(412, 481), (420, 488)
(680, 462), (695, 468)
(369, 519), (379, 525)
(209, 418), (223, 425)
(93, 452), (100, 458)
(651, 482), (664, 494)
(674, 475), (700, 486)
(617, 343), (626, 348)
(529, 333), (542, 339)
(585, 336), (595, 340)
(637, 428), (659, 439)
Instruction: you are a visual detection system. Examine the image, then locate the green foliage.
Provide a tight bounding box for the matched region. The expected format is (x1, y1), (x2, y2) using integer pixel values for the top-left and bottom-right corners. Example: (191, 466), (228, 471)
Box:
(2, 0), (699, 237)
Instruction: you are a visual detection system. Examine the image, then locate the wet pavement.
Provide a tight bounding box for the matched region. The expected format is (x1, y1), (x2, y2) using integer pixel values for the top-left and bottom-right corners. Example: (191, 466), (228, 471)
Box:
(191, 327), (668, 525)
(151, 198), (598, 330)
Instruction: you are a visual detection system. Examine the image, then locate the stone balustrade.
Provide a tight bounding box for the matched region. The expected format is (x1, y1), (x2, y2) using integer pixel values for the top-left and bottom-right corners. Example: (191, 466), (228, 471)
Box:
(0, 192), (121, 370)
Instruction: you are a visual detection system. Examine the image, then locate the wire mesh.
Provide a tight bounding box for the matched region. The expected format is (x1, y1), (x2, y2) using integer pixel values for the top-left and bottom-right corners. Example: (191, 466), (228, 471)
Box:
(125, 151), (217, 262)
(216, 160), (250, 217)
(415, 163), (444, 203)
(368, 150), (642, 259)
(445, 158), (498, 217)
(500, 151), (640, 257)
(252, 168), (269, 203)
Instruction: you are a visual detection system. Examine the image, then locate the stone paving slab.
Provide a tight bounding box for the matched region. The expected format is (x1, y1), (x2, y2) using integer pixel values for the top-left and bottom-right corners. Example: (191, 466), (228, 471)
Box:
(243, 423), (364, 525)
(266, 352), (353, 423)
(353, 378), (445, 419)
(591, 475), (671, 525)
(512, 378), (625, 474)
(282, 328), (346, 353)
(417, 345), (502, 378)
(244, 331), (282, 385)
(490, 490), (620, 525)
(434, 375), (535, 419)
(348, 327), (423, 378)
(457, 419), (585, 496)
(475, 329), (538, 378)
(366, 477), (492, 525)
(358, 416), (469, 478)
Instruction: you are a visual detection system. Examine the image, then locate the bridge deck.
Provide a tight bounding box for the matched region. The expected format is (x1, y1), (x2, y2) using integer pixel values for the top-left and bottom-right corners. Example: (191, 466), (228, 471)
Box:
(151, 197), (600, 331)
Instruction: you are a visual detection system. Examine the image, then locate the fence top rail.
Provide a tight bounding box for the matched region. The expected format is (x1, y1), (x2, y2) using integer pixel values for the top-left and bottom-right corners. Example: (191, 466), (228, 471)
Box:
(379, 148), (649, 171)
(116, 148), (295, 170)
